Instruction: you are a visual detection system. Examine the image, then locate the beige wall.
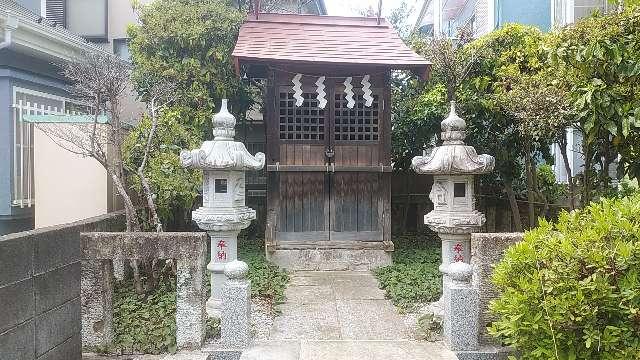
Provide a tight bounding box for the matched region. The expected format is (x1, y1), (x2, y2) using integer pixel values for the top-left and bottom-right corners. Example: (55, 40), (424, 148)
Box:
(34, 127), (108, 228)
(108, 0), (146, 40)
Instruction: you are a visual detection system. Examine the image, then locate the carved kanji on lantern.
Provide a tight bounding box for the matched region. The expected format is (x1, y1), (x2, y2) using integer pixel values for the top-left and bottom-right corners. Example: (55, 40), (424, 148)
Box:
(453, 243), (464, 262)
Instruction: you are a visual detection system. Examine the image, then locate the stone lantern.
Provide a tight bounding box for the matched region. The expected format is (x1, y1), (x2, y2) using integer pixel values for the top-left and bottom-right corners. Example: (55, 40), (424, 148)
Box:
(180, 99), (265, 317)
(411, 102), (494, 273)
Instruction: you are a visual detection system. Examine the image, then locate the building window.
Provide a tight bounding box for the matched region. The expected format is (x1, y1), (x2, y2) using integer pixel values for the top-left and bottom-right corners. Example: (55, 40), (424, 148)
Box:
(574, 0), (609, 20)
(552, 0), (610, 27)
(46, 0), (66, 27)
(11, 88), (80, 207)
(66, 0), (108, 41)
(113, 38), (131, 61)
(245, 142), (266, 187)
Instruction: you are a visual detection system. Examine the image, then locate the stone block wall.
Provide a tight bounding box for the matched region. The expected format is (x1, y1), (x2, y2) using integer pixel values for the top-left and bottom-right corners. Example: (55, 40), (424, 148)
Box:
(470, 232), (523, 346)
(0, 212), (125, 360)
(81, 232), (208, 350)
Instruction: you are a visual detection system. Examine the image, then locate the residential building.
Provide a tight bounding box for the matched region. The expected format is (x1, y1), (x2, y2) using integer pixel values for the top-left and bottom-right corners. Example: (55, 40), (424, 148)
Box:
(414, 0), (611, 37)
(232, 0), (326, 14)
(0, 0), (327, 234)
(0, 0), (118, 234)
(413, 0), (614, 184)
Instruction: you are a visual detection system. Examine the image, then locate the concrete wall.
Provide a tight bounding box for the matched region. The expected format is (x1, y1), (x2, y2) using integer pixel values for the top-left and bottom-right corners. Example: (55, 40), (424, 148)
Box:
(470, 232), (523, 345)
(0, 212), (125, 360)
(34, 127), (109, 229)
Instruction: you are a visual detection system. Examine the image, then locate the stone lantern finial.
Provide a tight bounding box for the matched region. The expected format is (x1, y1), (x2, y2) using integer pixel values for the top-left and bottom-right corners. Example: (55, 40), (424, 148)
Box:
(212, 99), (236, 140)
(441, 101), (466, 145)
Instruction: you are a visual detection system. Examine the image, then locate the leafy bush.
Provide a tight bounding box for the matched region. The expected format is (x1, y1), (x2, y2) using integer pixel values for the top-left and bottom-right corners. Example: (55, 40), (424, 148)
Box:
(374, 233), (442, 312)
(239, 237), (290, 304)
(112, 273), (177, 354)
(417, 313), (443, 341)
(128, 0), (251, 135)
(110, 237), (288, 354)
(537, 163), (568, 206)
(489, 194), (640, 359)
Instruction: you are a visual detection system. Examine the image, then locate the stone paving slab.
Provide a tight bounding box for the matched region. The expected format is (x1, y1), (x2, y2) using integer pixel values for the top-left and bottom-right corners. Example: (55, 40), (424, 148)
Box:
(269, 301), (341, 340)
(83, 351), (209, 360)
(291, 271), (381, 288)
(299, 340), (458, 360)
(240, 340), (300, 360)
(335, 300), (410, 340)
(284, 285), (335, 303)
(240, 340), (457, 360)
(333, 285), (386, 300)
(269, 271), (412, 341)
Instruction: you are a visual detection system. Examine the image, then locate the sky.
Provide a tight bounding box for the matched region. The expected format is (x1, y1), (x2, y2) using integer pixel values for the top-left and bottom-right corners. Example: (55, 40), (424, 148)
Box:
(323, 0), (423, 24)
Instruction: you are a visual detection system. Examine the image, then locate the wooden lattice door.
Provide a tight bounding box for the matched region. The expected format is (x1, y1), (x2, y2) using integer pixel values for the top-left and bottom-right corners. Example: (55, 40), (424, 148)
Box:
(330, 89), (384, 242)
(273, 90), (330, 241)
(269, 77), (388, 244)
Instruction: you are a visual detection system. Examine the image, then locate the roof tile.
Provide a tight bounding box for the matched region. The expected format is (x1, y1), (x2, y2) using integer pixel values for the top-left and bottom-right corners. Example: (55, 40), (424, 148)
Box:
(233, 13), (430, 74)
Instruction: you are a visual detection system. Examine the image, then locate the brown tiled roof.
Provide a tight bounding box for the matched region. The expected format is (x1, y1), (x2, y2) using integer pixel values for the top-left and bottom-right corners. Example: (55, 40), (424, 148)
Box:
(232, 13), (431, 77)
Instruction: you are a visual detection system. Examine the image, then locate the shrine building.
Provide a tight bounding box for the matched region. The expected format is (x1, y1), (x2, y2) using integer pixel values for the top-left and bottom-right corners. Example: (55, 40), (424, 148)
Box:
(232, 12), (430, 269)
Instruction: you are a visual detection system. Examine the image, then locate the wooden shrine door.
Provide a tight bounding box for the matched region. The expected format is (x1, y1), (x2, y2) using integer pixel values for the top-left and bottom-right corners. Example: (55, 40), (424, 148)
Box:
(267, 73), (390, 245)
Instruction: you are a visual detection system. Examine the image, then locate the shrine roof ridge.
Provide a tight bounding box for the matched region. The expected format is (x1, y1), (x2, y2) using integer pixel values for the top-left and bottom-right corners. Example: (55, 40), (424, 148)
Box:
(233, 13), (431, 78)
(243, 13), (391, 27)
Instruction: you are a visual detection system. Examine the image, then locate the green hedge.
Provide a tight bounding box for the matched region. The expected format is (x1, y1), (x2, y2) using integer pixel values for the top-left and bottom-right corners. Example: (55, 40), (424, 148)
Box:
(490, 194), (640, 359)
(374, 233), (442, 312)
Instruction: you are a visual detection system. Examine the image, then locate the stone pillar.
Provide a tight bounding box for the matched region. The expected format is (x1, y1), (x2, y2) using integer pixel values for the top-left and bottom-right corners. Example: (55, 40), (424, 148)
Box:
(176, 253), (207, 349)
(443, 262), (479, 352)
(221, 260), (252, 349)
(207, 229), (240, 317)
(80, 260), (114, 347)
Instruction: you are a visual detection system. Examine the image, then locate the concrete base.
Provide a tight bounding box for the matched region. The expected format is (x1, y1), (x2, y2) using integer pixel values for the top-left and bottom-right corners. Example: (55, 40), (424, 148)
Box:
(455, 346), (513, 360)
(267, 249), (392, 271)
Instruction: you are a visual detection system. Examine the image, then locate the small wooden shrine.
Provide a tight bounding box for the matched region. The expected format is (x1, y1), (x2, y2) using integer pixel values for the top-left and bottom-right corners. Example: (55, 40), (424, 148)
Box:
(232, 13), (430, 266)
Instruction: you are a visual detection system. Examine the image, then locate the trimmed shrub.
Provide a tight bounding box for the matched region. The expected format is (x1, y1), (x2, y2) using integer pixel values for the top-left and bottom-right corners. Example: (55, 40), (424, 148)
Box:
(489, 194), (640, 359)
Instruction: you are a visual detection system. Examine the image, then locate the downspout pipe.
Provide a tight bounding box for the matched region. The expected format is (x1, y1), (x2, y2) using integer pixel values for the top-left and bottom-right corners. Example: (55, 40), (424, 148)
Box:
(0, 12), (18, 50)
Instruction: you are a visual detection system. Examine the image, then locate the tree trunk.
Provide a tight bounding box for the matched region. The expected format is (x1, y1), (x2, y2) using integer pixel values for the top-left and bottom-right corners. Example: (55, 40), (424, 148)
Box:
(402, 173), (412, 233)
(582, 140), (593, 204)
(108, 169), (141, 232)
(138, 101), (163, 233)
(557, 133), (575, 210)
(504, 180), (523, 232)
(524, 145), (536, 228)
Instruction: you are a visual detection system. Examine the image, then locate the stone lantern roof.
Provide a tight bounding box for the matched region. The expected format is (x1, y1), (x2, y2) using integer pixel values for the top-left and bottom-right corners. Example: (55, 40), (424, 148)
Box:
(180, 99), (265, 171)
(411, 102), (494, 175)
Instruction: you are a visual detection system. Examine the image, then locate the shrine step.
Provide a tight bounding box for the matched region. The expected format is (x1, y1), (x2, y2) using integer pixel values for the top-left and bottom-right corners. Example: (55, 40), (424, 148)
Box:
(267, 245), (392, 271)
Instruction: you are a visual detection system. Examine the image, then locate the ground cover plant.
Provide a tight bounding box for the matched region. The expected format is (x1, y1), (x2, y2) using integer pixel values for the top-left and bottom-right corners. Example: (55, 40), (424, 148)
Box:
(109, 236), (289, 354)
(374, 232), (442, 312)
(489, 193), (640, 359)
